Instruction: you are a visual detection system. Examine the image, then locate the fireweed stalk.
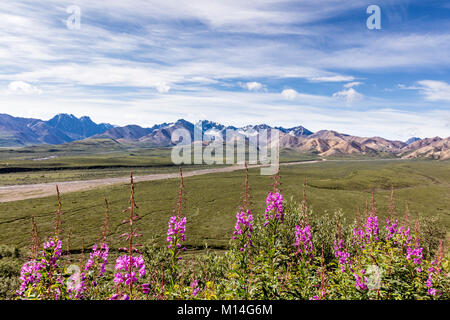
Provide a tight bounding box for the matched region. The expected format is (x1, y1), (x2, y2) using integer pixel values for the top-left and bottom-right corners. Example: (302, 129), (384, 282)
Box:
(30, 214), (39, 260)
(167, 215), (187, 285)
(333, 239), (351, 272)
(233, 163), (254, 255)
(352, 215), (380, 249)
(41, 238), (65, 299)
(77, 243), (109, 298)
(295, 224), (314, 263)
(167, 168), (187, 287)
(310, 245), (327, 300)
(333, 220), (351, 272)
(264, 173), (284, 278)
(351, 202), (380, 292)
(18, 214), (42, 297)
(230, 163), (254, 299)
(426, 241), (445, 297)
(294, 178), (314, 263)
(264, 192), (284, 227)
(385, 201), (424, 272)
(233, 210), (254, 252)
(113, 173), (147, 300)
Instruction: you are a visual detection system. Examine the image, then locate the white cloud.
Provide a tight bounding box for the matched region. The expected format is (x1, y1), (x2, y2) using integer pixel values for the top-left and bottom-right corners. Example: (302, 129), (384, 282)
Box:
(156, 82), (171, 93)
(7, 81), (42, 95)
(415, 80), (450, 102)
(344, 81), (362, 88)
(332, 88), (363, 103)
(242, 81), (263, 91)
(281, 89), (299, 100)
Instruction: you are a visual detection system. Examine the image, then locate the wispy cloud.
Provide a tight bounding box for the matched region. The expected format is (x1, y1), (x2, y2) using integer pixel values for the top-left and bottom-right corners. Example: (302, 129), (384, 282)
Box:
(309, 75), (355, 83)
(344, 81), (362, 88)
(415, 80), (450, 102)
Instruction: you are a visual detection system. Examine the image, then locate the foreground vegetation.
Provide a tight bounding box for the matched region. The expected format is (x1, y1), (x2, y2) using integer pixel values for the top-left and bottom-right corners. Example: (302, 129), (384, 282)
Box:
(0, 161), (448, 300)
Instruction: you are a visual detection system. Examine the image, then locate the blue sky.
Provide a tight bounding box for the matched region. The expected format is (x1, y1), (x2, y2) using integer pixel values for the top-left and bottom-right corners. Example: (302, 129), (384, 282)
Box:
(0, 0), (449, 140)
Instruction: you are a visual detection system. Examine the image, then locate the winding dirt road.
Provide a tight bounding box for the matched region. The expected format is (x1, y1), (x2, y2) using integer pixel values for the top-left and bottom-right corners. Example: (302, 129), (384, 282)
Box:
(0, 161), (323, 203)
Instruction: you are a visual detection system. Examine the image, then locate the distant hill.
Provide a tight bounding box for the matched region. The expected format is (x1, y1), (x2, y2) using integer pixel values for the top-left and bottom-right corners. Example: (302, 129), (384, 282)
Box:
(0, 113), (113, 147)
(401, 137), (450, 160)
(405, 137), (421, 145)
(93, 125), (153, 141)
(46, 114), (113, 141)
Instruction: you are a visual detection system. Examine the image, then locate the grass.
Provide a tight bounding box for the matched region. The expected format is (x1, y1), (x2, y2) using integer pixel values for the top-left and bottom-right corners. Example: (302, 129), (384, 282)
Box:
(0, 159), (448, 253)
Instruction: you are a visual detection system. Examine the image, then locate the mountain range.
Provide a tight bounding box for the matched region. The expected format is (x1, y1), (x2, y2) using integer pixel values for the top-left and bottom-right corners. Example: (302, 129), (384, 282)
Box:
(0, 113), (112, 147)
(0, 113), (448, 160)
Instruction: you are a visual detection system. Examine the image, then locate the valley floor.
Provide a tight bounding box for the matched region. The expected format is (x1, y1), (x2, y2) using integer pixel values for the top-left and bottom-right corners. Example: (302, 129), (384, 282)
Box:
(0, 160), (323, 202)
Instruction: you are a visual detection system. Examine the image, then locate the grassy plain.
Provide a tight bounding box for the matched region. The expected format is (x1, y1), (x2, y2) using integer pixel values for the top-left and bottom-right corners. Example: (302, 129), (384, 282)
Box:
(0, 139), (320, 185)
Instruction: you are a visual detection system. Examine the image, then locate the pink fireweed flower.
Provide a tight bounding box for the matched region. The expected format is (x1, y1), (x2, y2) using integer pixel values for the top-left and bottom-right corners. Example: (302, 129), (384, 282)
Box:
(426, 260), (442, 297)
(72, 243), (110, 298)
(113, 255), (146, 285)
(67, 270), (86, 299)
(396, 225), (413, 247)
(84, 243), (109, 277)
(167, 215), (187, 251)
(190, 279), (201, 296)
(232, 210), (253, 251)
(352, 216), (379, 248)
(41, 238), (63, 266)
(354, 269), (368, 291)
(264, 192), (284, 226)
(142, 283), (150, 294)
(428, 288), (437, 296)
(385, 220), (424, 273)
(406, 242), (423, 266)
(385, 217), (399, 240)
(16, 260), (43, 296)
(17, 237), (64, 298)
(295, 224), (314, 262)
(365, 216), (379, 241)
(333, 239), (352, 272)
(85, 243), (109, 275)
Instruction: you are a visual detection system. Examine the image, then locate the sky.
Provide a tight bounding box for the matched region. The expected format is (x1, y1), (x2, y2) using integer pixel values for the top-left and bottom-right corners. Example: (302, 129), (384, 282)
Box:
(0, 0), (449, 140)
